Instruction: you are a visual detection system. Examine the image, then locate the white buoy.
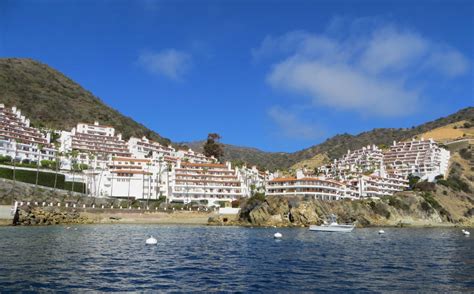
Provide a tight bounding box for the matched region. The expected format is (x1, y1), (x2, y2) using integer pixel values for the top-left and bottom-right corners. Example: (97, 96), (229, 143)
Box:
(378, 230), (385, 234)
(146, 236), (158, 245)
(274, 232), (282, 239)
(462, 230), (470, 236)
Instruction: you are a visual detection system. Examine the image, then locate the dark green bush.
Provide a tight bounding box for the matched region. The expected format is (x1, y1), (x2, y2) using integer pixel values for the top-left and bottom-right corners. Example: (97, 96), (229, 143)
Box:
(459, 148), (472, 160)
(0, 167), (84, 192)
(388, 197), (410, 211)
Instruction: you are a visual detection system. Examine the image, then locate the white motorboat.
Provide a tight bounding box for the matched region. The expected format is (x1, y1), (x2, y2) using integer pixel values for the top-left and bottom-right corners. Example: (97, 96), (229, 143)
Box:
(309, 214), (355, 233)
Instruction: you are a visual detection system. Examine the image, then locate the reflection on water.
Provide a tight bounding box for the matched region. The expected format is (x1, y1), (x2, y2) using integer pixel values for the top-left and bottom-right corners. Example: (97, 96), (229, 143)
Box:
(0, 225), (472, 292)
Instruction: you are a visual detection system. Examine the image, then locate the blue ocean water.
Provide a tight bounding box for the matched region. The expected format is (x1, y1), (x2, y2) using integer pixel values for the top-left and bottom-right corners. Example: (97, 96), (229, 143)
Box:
(0, 225), (472, 292)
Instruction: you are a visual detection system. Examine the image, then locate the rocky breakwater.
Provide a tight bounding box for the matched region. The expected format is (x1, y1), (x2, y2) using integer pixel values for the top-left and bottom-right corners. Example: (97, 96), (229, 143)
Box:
(13, 205), (92, 226)
(226, 183), (474, 228)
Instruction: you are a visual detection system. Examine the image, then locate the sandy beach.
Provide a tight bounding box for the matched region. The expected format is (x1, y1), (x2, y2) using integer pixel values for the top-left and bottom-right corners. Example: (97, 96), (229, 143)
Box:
(81, 210), (217, 225)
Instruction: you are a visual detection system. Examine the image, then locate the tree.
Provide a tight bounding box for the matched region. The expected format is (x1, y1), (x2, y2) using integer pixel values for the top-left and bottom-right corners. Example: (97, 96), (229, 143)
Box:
(53, 147), (62, 193)
(69, 150), (79, 195)
(408, 174), (420, 190)
(10, 140), (17, 196)
(203, 133), (224, 160)
(34, 144), (44, 197)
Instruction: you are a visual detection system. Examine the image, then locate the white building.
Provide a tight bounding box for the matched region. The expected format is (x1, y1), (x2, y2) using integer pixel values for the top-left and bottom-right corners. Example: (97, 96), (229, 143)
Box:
(169, 160), (246, 206)
(86, 156), (170, 200)
(128, 136), (175, 159)
(384, 138), (450, 181)
(320, 144), (384, 180)
(266, 176), (349, 201)
(344, 174), (409, 198)
(0, 105), (56, 163)
(59, 121), (131, 169)
(175, 148), (216, 164)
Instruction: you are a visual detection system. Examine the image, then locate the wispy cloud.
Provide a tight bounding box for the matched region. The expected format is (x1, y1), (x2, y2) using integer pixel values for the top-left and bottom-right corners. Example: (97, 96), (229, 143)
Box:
(256, 20), (470, 117)
(138, 49), (191, 80)
(267, 106), (323, 140)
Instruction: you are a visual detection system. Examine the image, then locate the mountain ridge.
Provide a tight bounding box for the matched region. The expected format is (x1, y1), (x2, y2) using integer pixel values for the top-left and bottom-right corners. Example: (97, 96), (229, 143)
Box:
(0, 58), (171, 145)
(1, 58), (472, 170)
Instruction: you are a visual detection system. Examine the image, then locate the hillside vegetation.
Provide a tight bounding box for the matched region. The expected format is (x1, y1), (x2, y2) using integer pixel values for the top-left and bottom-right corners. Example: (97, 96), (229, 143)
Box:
(1, 58), (472, 170)
(0, 58), (170, 145)
(191, 107), (473, 170)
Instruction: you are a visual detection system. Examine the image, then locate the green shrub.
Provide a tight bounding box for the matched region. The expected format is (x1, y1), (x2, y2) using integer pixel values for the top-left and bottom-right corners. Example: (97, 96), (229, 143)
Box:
(64, 181), (86, 193)
(437, 176), (471, 193)
(388, 197), (410, 211)
(459, 148), (472, 160)
(421, 192), (442, 210)
(408, 174), (420, 189)
(370, 201), (391, 218)
(0, 167), (85, 192)
(0, 155), (12, 163)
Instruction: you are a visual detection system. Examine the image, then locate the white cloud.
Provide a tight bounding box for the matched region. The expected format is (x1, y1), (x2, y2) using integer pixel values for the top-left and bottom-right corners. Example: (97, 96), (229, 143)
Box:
(138, 49), (191, 80)
(360, 27), (428, 74)
(256, 22), (470, 117)
(267, 106), (322, 140)
(426, 50), (470, 78)
(268, 58), (418, 116)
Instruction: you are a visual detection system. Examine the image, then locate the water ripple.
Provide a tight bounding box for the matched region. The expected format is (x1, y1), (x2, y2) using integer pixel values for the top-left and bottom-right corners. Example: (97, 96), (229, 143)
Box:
(0, 226), (473, 292)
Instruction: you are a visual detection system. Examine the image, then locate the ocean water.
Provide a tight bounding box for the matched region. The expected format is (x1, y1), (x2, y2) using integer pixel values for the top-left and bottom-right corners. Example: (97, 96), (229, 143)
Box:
(0, 225), (472, 292)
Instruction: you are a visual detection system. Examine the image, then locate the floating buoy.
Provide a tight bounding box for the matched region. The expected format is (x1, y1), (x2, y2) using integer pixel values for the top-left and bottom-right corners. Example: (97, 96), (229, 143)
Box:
(462, 229), (470, 236)
(146, 236), (158, 245)
(274, 232), (282, 239)
(66, 227), (71, 230)
(378, 230), (385, 234)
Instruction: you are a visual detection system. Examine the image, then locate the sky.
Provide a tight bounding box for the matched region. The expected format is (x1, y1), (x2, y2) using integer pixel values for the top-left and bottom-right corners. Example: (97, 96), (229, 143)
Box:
(0, 0), (473, 152)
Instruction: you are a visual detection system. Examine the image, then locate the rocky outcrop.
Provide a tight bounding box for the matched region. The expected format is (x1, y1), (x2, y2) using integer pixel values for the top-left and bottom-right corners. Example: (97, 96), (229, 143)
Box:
(234, 184), (474, 228)
(13, 205), (92, 226)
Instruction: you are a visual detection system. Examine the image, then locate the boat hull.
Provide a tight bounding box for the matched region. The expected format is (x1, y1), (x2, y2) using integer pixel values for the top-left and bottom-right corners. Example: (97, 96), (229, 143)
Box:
(309, 224), (355, 232)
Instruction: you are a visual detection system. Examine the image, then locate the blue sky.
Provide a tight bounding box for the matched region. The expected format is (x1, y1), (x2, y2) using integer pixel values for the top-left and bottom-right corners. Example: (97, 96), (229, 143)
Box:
(1, 0), (473, 152)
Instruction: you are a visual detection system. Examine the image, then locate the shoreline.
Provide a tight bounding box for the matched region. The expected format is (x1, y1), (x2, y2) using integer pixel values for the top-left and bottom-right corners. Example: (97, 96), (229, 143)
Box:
(0, 216), (474, 229)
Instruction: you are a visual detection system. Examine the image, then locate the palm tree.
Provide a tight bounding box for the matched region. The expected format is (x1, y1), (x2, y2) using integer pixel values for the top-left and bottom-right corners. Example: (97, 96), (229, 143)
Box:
(34, 144), (44, 197)
(53, 145), (62, 193)
(145, 162), (152, 207)
(10, 139), (17, 196)
(69, 150), (79, 195)
(96, 152), (106, 197)
(88, 152), (95, 197)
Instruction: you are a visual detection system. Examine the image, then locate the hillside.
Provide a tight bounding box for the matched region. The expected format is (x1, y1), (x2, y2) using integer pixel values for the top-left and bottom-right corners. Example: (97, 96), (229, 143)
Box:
(0, 58), (170, 145)
(415, 120), (473, 142)
(186, 141), (292, 171)
(1, 58), (472, 171)
(190, 107), (474, 170)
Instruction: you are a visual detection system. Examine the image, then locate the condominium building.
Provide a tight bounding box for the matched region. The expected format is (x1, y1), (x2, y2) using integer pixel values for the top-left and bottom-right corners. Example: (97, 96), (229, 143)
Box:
(128, 136), (175, 159)
(60, 121), (131, 169)
(384, 138), (450, 181)
(86, 156), (170, 200)
(266, 170), (349, 201)
(176, 148), (216, 164)
(321, 144), (384, 180)
(169, 160), (246, 206)
(345, 174), (408, 198)
(0, 105), (56, 162)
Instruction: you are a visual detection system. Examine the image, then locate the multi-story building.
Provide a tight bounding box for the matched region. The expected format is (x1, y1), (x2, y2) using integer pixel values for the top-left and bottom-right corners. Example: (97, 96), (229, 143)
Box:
(266, 170), (349, 201)
(176, 148), (216, 164)
(0, 105), (56, 163)
(60, 121), (131, 169)
(321, 144), (384, 180)
(384, 138), (450, 181)
(128, 136), (175, 159)
(169, 160), (246, 206)
(86, 156), (170, 200)
(238, 165), (268, 194)
(344, 174), (408, 198)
